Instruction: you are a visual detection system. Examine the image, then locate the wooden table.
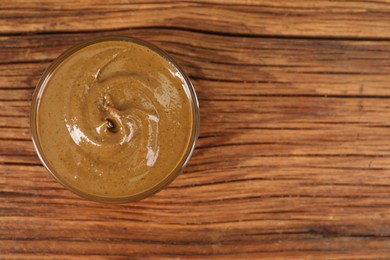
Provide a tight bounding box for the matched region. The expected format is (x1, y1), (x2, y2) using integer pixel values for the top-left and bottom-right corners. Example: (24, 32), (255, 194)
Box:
(2, 1), (390, 259)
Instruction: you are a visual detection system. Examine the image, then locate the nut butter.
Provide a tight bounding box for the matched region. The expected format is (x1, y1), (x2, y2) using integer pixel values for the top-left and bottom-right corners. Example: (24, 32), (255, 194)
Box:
(31, 36), (199, 203)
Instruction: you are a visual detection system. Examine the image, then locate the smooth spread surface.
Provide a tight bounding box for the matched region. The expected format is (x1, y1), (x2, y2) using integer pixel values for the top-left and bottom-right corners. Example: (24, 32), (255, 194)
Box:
(4, 0), (390, 259)
(36, 40), (193, 198)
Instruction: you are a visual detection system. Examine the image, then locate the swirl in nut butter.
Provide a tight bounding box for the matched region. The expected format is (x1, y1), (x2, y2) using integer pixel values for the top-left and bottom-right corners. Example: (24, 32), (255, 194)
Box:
(36, 40), (194, 198)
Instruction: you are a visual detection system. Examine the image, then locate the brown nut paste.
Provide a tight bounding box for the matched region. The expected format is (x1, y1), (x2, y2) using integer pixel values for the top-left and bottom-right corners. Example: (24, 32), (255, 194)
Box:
(35, 39), (195, 199)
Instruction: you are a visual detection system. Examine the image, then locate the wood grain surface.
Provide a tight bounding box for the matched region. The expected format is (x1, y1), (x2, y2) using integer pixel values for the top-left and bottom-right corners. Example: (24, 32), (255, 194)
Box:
(2, 0), (390, 259)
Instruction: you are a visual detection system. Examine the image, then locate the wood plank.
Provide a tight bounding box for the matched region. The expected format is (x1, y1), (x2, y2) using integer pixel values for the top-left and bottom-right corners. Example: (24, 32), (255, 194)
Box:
(2, 31), (390, 96)
(3, 1), (390, 38)
(4, 94), (390, 157)
(2, 158), (390, 256)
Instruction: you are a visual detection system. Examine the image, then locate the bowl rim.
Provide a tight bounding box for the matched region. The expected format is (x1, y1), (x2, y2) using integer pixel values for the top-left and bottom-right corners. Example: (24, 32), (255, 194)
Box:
(30, 35), (200, 203)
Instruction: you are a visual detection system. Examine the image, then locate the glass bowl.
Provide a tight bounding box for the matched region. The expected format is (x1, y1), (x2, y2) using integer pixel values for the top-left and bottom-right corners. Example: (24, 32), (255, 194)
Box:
(30, 36), (200, 203)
